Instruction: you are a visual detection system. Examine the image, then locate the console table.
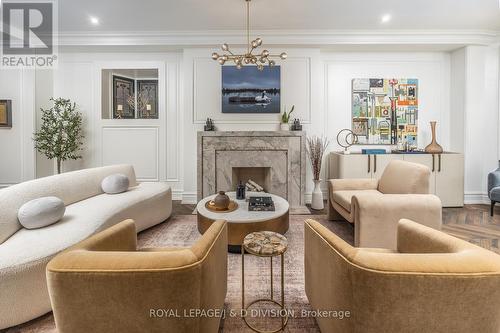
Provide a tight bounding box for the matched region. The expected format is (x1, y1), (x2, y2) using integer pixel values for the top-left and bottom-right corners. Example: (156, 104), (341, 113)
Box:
(328, 152), (464, 207)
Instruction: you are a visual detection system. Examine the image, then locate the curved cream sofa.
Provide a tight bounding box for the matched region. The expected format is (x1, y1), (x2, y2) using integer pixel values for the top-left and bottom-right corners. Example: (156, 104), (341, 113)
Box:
(0, 165), (172, 329)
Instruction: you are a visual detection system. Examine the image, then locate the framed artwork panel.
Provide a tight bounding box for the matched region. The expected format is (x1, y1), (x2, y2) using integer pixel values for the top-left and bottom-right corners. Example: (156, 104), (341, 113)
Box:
(0, 100), (12, 128)
(112, 75), (135, 119)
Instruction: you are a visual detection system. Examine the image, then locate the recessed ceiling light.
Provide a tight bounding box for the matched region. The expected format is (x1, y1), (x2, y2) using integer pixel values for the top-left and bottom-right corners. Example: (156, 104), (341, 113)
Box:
(381, 14), (392, 23)
(89, 16), (99, 25)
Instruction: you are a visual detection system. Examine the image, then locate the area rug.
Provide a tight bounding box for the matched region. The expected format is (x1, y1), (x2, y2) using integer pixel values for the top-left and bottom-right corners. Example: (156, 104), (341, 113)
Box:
(3, 215), (353, 333)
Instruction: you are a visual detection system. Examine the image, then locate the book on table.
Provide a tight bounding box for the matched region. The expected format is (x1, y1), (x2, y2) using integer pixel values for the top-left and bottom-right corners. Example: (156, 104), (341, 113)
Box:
(248, 196), (275, 211)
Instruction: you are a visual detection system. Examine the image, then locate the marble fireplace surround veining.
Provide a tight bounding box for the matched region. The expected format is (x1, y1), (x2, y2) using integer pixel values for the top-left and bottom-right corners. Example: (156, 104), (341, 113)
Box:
(198, 131), (306, 208)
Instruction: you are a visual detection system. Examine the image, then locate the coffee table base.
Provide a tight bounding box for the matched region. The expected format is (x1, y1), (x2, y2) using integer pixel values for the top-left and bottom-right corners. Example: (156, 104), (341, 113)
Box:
(197, 211), (289, 251)
(228, 244), (242, 253)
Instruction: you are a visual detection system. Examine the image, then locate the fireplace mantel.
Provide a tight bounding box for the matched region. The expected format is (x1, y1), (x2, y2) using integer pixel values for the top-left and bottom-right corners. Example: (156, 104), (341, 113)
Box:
(197, 131), (306, 207)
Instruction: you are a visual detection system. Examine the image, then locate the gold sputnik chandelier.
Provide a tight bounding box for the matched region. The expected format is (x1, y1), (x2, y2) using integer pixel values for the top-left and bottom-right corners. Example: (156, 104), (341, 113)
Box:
(211, 0), (287, 70)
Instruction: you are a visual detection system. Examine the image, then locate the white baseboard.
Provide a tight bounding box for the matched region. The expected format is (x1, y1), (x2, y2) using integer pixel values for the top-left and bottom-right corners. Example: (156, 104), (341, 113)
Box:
(171, 189), (184, 201)
(304, 190), (329, 204)
(464, 192), (489, 205)
(181, 191), (198, 204)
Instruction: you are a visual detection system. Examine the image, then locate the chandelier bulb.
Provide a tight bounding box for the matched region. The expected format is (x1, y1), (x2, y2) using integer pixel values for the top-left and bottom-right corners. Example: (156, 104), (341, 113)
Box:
(259, 57), (266, 64)
(262, 50), (270, 57)
(257, 64), (264, 71)
(251, 58), (257, 64)
(218, 58), (226, 65)
(211, 52), (219, 60)
(280, 52), (288, 59)
(269, 60), (276, 67)
(255, 38), (262, 46)
(236, 63), (243, 69)
(222, 43), (229, 51)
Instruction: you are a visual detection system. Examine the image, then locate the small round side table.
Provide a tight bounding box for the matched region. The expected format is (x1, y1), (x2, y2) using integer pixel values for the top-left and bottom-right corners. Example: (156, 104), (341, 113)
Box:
(241, 231), (289, 333)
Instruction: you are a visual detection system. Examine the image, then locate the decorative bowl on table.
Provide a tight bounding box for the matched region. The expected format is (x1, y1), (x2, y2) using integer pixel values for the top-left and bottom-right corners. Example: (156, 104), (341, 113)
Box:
(205, 199), (239, 213)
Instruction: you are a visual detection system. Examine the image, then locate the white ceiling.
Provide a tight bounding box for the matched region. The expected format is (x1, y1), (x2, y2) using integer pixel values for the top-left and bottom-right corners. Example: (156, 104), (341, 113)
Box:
(59, 0), (500, 32)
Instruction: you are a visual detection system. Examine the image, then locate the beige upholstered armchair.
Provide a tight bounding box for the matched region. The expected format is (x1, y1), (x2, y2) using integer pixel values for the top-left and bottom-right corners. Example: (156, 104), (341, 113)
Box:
(46, 219), (228, 333)
(328, 159), (442, 249)
(304, 218), (500, 333)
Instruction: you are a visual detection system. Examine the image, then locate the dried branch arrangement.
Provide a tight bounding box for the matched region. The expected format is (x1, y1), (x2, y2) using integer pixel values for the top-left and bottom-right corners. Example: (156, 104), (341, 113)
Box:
(306, 136), (330, 181)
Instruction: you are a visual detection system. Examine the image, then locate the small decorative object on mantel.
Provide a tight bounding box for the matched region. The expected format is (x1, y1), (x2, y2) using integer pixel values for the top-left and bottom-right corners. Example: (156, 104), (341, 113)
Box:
(204, 118), (216, 131)
(0, 100), (12, 128)
(424, 121), (443, 154)
(290, 118), (302, 131)
(336, 129), (358, 155)
(280, 105), (295, 131)
(306, 136), (330, 210)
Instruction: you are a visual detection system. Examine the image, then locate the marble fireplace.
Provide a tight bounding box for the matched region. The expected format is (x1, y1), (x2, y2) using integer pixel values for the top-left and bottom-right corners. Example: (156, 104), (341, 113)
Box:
(197, 131), (306, 208)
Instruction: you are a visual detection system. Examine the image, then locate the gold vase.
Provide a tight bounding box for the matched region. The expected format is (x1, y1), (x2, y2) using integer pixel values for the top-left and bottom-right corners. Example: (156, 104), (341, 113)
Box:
(424, 121), (443, 153)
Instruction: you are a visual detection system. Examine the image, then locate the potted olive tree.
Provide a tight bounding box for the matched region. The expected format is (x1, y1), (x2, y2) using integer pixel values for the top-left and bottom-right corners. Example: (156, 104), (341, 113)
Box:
(34, 98), (84, 174)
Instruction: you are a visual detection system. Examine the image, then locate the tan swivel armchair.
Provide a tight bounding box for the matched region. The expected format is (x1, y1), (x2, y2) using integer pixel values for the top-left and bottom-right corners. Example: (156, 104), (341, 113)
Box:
(304, 218), (500, 333)
(328, 159), (442, 249)
(46, 219), (228, 333)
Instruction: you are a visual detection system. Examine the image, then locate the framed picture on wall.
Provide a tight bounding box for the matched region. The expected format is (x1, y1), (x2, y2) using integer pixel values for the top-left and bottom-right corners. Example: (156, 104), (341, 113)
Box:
(221, 66), (281, 113)
(137, 80), (158, 119)
(0, 100), (12, 128)
(112, 75), (135, 119)
(351, 78), (419, 145)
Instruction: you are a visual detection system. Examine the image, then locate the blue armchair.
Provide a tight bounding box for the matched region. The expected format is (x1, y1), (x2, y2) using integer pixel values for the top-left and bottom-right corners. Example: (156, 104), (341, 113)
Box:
(488, 162), (500, 216)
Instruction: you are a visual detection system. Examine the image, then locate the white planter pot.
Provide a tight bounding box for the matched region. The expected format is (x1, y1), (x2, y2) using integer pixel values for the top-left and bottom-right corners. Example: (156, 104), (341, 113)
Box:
(311, 179), (324, 210)
(280, 123), (289, 131)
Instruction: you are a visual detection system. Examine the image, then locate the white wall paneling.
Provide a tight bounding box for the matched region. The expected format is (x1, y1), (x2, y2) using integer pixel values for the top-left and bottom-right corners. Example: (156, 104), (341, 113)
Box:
(182, 48), (324, 203)
(101, 127), (159, 181)
(54, 61), (94, 173)
(0, 69), (36, 187)
(189, 48), (315, 124)
(92, 60), (166, 182)
(463, 45), (500, 204)
(324, 52), (451, 151)
(5, 43), (499, 205)
(48, 53), (183, 197)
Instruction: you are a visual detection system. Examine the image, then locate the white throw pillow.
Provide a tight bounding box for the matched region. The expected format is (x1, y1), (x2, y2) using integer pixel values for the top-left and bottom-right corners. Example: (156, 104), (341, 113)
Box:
(18, 196), (66, 229)
(101, 173), (130, 194)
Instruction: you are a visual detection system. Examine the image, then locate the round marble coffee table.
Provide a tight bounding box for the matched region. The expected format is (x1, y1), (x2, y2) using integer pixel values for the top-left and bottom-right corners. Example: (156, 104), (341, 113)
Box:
(196, 192), (289, 253)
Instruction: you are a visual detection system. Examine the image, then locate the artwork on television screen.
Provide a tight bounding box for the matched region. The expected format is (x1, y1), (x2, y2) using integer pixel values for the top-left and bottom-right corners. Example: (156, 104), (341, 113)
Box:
(222, 66), (280, 113)
(351, 78), (418, 146)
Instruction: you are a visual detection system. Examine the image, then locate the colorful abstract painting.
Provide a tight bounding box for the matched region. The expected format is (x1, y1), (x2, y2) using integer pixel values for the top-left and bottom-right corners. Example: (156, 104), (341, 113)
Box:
(351, 78), (418, 146)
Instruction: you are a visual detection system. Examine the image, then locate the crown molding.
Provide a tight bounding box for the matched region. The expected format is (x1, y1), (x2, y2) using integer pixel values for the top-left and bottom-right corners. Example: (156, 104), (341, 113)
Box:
(56, 29), (500, 47)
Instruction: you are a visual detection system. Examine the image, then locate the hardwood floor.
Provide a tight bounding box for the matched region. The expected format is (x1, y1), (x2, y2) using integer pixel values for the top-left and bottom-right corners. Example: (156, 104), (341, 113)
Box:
(173, 201), (500, 254)
(443, 205), (500, 254)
